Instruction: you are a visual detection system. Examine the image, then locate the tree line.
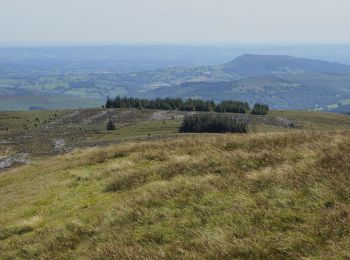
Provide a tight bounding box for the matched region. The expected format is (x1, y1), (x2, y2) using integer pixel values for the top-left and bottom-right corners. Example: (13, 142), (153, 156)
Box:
(180, 113), (248, 133)
(105, 96), (269, 115)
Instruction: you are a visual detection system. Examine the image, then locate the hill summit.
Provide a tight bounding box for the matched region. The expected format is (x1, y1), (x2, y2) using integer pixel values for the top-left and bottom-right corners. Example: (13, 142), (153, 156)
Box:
(224, 54), (350, 77)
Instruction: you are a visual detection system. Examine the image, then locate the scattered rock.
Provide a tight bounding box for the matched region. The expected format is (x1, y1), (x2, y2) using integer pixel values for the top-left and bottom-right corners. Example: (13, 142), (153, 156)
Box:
(52, 139), (66, 153)
(275, 116), (295, 128)
(0, 153), (28, 171)
(150, 111), (184, 120)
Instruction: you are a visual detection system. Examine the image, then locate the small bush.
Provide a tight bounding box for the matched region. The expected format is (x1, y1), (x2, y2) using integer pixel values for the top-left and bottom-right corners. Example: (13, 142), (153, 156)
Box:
(180, 113), (248, 133)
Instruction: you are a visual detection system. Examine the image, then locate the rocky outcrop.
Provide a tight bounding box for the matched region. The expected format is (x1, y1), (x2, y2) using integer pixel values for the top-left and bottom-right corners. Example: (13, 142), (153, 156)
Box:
(0, 153), (28, 171)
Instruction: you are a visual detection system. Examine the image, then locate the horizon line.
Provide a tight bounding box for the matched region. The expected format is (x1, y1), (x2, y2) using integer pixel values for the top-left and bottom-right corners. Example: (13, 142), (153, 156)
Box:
(2, 41), (350, 48)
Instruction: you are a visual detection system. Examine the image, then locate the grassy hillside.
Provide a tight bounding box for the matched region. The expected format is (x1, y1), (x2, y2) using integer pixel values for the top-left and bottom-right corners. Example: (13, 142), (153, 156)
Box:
(0, 109), (185, 161)
(2, 108), (350, 160)
(269, 110), (350, 129)
(1, 130), (350, 258)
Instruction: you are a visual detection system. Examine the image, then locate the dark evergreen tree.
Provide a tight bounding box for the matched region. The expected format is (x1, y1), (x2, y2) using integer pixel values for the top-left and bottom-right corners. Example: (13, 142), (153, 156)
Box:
(105, 97), (113, 109)
(105, 96), (265, 116)
(216, 100), (250, 113)
(180, 113), (248, 133)
(251, 103), (269, 115)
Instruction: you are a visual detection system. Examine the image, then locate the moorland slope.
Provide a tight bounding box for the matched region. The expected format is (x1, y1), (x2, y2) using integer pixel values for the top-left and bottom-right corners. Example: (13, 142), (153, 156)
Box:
(1, 130), (350, 258)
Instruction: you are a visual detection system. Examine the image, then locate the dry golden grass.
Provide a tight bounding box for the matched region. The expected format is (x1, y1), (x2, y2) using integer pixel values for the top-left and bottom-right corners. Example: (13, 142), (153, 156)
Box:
(1, 130), (350, 259)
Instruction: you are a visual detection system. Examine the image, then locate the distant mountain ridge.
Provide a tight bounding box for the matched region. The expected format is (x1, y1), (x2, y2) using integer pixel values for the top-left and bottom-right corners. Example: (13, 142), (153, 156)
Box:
(223, 54), (350, 77)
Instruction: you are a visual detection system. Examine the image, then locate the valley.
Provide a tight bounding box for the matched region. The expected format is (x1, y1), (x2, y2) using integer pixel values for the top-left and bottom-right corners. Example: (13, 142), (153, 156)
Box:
(3, 46), (350, 112)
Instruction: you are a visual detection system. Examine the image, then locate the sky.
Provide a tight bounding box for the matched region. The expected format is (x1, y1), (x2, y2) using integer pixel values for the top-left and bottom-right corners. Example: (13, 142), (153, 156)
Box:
(0, 0), (349, 45)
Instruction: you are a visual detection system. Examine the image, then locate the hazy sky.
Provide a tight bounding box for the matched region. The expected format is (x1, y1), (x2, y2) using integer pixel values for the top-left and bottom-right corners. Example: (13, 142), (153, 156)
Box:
(0, 0), (349, 45)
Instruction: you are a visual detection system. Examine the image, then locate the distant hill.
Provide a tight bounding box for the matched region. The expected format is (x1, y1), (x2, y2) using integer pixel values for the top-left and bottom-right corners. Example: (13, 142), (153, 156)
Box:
(142, 55), (350, 110)
(2, 52), (350, 111)
(224, 54), (350, 77)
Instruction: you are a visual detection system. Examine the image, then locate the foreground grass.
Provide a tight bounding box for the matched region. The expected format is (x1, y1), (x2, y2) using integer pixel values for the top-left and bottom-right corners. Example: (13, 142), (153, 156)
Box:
(1, 130), (350, 258)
